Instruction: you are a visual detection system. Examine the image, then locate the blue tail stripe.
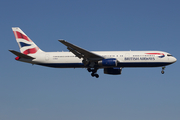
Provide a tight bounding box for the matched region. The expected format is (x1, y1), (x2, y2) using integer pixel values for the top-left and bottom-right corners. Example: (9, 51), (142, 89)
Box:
(19, 42), (31, 47)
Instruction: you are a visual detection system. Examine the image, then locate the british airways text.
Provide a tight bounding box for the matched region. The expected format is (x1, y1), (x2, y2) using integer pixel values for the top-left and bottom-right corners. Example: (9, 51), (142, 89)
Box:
(124, 57), (155, 61)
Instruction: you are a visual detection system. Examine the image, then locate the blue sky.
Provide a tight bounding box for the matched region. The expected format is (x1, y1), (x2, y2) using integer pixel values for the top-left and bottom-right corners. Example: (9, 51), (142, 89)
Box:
(0, 0), (180, 120)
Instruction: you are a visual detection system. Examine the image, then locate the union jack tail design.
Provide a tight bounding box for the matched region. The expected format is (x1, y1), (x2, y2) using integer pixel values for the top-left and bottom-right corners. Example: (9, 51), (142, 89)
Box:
(12, 27), (44, 55)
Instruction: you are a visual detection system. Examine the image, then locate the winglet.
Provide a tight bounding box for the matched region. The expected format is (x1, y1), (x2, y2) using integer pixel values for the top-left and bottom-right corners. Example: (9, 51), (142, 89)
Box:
(9, 50), (35, 59)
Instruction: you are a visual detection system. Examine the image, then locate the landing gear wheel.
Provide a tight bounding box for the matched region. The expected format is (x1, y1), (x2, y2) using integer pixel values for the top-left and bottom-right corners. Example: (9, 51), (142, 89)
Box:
(91, 73), (95, 77)
(88, 67), (99, 78)
(161, 67), (165, 74)
(87, 68), (92, 72)
(95, 74), (99, 78)
(91, 73), (99, 78)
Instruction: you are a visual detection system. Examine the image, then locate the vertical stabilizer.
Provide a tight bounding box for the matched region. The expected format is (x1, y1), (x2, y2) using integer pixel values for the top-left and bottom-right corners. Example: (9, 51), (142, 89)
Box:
(12, 27), (44, 54)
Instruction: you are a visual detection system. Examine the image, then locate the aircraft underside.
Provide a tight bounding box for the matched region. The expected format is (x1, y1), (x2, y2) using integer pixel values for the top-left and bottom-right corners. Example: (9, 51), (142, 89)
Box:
(37, 62), (172, 68)
(36, 62), (172, 78)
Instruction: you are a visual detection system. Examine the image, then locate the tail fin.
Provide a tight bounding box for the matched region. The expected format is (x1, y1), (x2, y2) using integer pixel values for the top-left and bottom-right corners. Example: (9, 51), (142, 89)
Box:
(12, 27), (44, 55)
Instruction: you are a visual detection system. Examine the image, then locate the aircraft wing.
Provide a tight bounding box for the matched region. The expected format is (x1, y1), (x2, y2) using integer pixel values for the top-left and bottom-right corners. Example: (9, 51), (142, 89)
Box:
(59, 40), (104, 61)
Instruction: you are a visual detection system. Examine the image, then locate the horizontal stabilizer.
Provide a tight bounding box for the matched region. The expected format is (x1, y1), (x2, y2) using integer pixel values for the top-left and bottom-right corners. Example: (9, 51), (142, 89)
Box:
(9, 50), (35, 59)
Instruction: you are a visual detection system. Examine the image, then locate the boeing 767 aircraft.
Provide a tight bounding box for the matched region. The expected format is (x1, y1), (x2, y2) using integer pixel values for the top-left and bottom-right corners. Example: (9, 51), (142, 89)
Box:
(9, 27), (177, 78)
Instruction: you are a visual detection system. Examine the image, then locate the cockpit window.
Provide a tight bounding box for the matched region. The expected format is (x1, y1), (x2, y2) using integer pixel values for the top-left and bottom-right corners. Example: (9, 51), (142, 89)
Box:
(167, 54), (173, 56)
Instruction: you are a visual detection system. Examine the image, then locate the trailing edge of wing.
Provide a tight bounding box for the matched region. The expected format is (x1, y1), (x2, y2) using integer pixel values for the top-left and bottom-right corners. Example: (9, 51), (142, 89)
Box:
(9, 50), (35, 59)
(58, 40), (104, 61)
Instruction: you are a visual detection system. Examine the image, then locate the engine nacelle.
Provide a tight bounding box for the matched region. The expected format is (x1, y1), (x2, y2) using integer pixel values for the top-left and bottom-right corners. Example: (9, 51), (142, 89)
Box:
(98, 58), (118, 67)
(104, 68), (121, 75)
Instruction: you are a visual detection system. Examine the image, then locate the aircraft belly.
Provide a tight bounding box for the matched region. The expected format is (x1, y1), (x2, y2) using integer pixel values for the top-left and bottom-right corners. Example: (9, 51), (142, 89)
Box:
(118, 62), (172, 67)
(37, 63), (84, 68)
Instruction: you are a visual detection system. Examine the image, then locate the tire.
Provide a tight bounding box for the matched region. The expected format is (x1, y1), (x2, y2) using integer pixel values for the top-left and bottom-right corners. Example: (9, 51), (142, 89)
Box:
(95, 74), (99, 78)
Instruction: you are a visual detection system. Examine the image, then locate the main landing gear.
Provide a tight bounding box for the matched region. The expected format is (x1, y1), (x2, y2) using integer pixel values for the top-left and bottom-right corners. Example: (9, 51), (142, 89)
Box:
(87, 68), (99, 78)
(161, 66), (165, 74)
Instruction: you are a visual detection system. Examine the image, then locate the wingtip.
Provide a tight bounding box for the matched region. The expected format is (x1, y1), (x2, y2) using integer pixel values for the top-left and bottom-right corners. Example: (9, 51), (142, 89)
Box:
(58, 39), (66, 42)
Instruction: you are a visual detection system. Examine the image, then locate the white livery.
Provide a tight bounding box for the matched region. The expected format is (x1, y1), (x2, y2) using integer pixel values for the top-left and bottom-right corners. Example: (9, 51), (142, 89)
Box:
(9, 27), (177, 78)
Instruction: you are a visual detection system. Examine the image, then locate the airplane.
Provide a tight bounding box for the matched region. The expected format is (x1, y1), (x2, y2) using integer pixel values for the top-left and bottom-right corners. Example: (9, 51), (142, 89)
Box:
(9, 27), (177, 78)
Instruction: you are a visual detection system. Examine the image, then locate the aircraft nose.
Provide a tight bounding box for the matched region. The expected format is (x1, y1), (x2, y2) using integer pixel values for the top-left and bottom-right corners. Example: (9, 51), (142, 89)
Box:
(172, 57), (177, 63)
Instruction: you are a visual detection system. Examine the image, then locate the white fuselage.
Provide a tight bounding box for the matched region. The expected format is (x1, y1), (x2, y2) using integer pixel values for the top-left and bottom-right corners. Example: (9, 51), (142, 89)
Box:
(18, 51), (177, 68)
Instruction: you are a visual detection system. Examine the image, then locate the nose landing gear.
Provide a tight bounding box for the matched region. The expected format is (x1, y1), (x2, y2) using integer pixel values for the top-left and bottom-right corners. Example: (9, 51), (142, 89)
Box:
(161, 67), (165, 74)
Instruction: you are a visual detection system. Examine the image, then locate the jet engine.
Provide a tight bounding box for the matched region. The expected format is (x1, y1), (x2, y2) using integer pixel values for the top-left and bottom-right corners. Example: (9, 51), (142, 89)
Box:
(104, 67), (122, 75)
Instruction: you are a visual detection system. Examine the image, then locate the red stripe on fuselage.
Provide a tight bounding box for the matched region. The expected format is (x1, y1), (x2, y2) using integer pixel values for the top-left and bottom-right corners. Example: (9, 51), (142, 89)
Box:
(146, 53), (164, 55)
